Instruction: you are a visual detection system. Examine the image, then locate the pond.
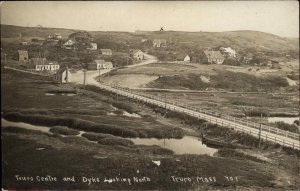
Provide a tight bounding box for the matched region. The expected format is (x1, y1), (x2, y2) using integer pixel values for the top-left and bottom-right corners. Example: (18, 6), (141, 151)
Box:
(45, 93), (76, 96)
(268, 117), (299, 125)
(2, 118), (217, 155)
(129, 136), (217, 156)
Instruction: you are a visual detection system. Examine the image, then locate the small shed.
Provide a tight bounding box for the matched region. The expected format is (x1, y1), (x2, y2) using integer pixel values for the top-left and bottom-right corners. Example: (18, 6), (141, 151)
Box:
(18, 50), (29, 62)
(184, 55), (191, 62)
(53, 67), (72, 84)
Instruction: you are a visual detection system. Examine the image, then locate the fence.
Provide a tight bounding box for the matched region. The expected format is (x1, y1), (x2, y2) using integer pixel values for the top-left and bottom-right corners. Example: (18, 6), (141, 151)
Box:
(99, 83), (300, 150)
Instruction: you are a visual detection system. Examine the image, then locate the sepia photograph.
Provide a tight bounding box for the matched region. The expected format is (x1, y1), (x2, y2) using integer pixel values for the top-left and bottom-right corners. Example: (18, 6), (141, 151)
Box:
(1, 1), (299, 190)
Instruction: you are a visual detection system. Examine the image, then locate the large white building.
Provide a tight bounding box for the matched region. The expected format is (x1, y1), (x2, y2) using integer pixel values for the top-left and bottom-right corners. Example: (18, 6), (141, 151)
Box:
(30, 58), (60, 71)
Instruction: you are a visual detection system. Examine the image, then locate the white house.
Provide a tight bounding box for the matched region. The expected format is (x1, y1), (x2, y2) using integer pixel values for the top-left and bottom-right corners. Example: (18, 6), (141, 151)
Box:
(132, 50), (144, 60)
(184, 55), (191, 62)
(87, 43), (97, 50)
(31, 58), (60, 71)
(203, 51), (225, 64)
(220, 47), (237, 58)
(87, 60), (105, 70)
(103, 62), (113, 69)
(53, 67), (72, 84)
(63, 39), (76, 49)
(100, 49), (112, 56)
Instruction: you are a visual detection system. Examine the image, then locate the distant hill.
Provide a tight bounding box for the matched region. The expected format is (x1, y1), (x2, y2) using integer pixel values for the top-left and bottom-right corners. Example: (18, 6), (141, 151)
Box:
(0, 24), (78, 39)
(1, 24), (299, 60)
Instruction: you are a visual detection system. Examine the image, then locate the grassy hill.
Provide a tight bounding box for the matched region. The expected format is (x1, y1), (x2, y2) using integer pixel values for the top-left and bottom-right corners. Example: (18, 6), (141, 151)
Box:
(1, 24), (299, 63)
(0, 24), (78, 39)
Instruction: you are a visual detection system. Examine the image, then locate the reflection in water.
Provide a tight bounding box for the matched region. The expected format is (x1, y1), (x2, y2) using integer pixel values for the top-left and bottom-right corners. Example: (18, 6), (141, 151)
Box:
(129, 136), (217, 156)
(268, 117), (299, 125)
(2, 118), (52, 134)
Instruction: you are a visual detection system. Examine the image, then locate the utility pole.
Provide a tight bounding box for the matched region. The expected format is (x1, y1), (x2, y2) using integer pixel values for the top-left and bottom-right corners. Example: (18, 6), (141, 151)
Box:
(83, 69), (86, 89)
(65, 66), (69, 84)
(258, 113), (262, 148)
(98, 65), (101, 85)
(164, 92), (167, 109)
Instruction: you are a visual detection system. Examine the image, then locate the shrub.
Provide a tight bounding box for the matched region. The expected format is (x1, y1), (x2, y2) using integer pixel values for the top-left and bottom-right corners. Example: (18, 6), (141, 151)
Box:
(217, 149), (265, 163)
(82, 132), (134, 146)
(49, 126), (80, 136)
(112, 102), (136, 114)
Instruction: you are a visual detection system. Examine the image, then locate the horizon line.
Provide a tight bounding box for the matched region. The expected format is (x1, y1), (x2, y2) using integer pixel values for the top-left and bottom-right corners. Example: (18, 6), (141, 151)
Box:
(1, 23), (298, 39)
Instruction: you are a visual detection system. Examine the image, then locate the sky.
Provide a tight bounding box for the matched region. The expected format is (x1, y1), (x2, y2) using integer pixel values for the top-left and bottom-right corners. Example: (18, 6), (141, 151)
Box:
(1, 1), (299, 38)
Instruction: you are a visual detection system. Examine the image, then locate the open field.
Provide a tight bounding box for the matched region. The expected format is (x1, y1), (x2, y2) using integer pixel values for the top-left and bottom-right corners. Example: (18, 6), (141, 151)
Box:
(104, 62), (299, 92)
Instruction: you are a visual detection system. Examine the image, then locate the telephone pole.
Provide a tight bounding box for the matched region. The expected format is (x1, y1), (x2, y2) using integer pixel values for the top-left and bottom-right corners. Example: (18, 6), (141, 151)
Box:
(98, 65), (101, 86)
(258, 113), (262, 148)
(83, 69), (86, 89)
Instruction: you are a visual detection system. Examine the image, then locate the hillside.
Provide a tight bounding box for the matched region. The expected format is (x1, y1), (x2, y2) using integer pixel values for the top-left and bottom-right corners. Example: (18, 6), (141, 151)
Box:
(1, 25), (298, 50)
(0, 24), (78, 38)
(1, 24), (299, 62)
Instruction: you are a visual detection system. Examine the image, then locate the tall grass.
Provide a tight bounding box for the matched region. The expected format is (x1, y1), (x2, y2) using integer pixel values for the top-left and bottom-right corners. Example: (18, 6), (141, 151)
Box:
(3, 112), (138, 138)
(82, 132), (134, 146)
(2, 112), (183, 139)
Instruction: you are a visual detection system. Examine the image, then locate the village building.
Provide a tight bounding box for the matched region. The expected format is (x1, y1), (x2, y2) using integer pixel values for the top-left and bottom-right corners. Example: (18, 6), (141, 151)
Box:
(63, 39), (76, 49)
(220, 47), (237, 58)
(19, 42), (28, 46)
(103, 61), (113, 69)
(100, 49), (112, 56)
(53, 67), (71, 84)
(87, 60), (113, 70)
(87, 60), (105, 70)
(18, 50), (29, 62)
(131, 50), (145, 60)
(203, 51), (225, 64)
(153, 39), (167, 48)
(30, 58), (60, 71)
(48, 33), (62, 39)
(87, 43), (97, 50)
(184, 55), (191, 62)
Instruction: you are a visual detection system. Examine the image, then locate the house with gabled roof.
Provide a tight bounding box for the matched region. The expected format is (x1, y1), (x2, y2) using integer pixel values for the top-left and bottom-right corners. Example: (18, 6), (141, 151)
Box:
(103, 62), (113, 69)
(18, 50), (29, 62)
(100, 49), (112, 56)
(87, 60), (105, 70)
(131, 50), (145, 60)
(63, 39), (76, 49)
(203, 51), (225, 64)
(87, 43), (97, 50)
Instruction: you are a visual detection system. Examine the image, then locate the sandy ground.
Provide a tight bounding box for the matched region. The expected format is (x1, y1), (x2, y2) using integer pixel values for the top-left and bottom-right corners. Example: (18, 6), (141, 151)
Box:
(102, 74), (159, 88)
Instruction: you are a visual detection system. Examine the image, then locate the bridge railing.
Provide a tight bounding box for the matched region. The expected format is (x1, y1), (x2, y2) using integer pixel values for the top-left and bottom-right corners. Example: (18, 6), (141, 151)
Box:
(100, 84), (300, 145)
